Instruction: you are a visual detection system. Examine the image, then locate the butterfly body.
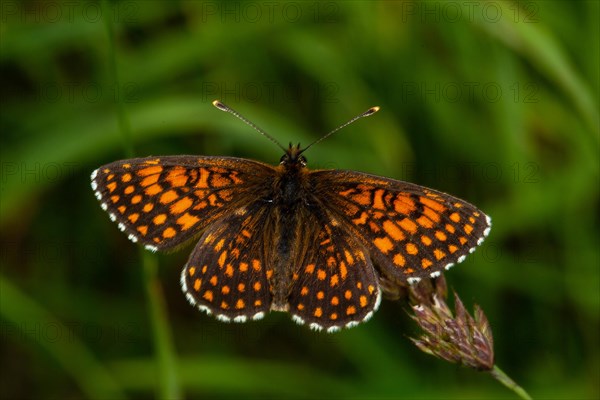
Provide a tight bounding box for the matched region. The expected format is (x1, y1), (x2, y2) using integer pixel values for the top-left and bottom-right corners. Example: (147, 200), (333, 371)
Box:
(250, 144), (340, 314)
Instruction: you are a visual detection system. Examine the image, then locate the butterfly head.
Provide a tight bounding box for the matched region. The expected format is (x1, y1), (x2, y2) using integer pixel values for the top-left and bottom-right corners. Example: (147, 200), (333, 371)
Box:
(280, 143), (307, 168)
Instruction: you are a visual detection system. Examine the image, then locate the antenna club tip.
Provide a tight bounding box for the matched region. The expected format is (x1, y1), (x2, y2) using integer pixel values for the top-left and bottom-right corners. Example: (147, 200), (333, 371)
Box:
(363, 106), (380, 116)
(212, 100), (228, 111)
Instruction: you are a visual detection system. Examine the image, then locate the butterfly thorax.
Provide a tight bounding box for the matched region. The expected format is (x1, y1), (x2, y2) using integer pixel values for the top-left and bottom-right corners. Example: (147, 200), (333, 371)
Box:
(275, 143), (309, 207)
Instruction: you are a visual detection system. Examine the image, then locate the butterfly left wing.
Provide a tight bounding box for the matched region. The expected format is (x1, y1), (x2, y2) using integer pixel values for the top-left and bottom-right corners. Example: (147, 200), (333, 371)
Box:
(309, 170), (491, 285)
(91, 156), (274, 251)
(181, 200), (274, 322)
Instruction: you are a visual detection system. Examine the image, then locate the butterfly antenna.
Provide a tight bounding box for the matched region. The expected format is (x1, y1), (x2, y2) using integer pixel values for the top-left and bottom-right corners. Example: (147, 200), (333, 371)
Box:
(212, 100), (286, 152)
(301, 106), (380, 153)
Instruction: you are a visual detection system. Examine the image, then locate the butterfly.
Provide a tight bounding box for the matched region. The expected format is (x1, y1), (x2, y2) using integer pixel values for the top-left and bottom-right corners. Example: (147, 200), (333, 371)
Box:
(91, 101), (491, 333)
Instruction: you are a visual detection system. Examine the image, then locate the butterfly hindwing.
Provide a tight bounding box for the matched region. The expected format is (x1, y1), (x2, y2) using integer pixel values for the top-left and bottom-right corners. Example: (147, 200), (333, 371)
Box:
(286, 209), (381, 332)
(181, 201), (273, 321)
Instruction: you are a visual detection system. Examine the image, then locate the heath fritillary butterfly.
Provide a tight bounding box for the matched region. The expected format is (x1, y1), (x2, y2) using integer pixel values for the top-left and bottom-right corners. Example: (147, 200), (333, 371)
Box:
(91, 101), (491, 332)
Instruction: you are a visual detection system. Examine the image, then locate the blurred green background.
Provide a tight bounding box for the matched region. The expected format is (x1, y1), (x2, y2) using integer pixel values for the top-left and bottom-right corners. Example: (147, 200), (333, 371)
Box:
(1, 1), (598, 399)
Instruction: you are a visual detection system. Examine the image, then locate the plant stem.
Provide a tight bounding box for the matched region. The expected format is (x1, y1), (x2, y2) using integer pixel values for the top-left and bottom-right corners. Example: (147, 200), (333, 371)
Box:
(490, 365), (532, 400)
(142, 250), (182, 399)
(102, 0), (133, 158)
(102, 1), (180, 398)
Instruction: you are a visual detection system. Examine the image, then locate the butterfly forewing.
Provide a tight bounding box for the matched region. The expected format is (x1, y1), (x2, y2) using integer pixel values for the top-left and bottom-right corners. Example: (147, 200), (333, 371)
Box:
(310, 170), (491, 284)
(91, 156), (275, 251)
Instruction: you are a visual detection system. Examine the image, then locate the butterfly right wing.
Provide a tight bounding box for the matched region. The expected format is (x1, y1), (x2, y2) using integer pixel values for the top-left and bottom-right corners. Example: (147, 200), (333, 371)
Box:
(285, 207), (382, 332)
(91, 156), (275, 251)
(309, 169), (491, 285)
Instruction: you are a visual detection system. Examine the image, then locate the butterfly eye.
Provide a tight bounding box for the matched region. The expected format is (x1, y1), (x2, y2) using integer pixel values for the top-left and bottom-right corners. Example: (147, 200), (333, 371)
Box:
(279, 154), (288, 164)
(299, 156), (307, 166)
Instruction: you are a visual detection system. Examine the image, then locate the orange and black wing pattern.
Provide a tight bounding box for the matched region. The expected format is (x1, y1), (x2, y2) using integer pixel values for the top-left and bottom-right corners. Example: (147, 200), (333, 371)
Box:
(91, 156), (274, 252)
(180, 200), (274, 322)
(310, 170), (491, 285)
(91, 149), (491, 332)
(286, 208), (381, 332)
